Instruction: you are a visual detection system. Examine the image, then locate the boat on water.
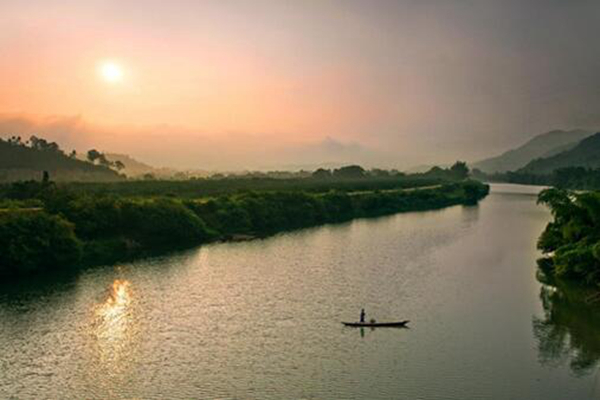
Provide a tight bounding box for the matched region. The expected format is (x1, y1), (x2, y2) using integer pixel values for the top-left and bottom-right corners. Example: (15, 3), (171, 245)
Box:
(342, 320), (409, 328)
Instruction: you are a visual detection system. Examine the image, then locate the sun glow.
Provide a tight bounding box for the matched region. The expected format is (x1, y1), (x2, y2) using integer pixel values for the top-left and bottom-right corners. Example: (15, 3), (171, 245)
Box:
(99, 61), (124, 83)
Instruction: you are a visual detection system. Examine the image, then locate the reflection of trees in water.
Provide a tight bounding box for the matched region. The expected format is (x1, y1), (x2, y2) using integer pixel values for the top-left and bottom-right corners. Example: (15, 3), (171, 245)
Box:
(533, 283), (600, 376)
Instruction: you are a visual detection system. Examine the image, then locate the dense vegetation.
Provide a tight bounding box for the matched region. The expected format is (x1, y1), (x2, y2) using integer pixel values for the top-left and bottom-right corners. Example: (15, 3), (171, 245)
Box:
(478, 167), (600, 190)
(0, 211), (82, 274)
(0, 174), (488, 277)
(52, 173), (443, 198)
(537, 188), (600, 285)
(5, 161), (470, 198)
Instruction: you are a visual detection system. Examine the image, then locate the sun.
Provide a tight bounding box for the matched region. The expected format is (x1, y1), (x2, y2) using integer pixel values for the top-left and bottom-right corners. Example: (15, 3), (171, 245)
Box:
(99, 61), (123, 83)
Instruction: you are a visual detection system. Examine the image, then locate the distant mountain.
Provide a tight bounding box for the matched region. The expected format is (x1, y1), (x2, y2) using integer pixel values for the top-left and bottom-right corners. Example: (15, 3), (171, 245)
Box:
(473, 129), (592, 173)
(518, 132), (600, 175)
(405, 163), (451, 173)
(104, 153), (159, 177)
(104, 153), (211, 179)
(0, 137), (123, 182)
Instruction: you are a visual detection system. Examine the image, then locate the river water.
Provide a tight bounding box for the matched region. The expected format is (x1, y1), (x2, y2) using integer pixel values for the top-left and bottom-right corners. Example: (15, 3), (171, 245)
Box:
(1, 183), (600, 399)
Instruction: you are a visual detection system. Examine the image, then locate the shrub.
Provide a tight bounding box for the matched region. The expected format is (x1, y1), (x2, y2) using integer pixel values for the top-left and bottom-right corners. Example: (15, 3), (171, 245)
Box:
(0, 211), (81, 275)
(120, 199), (215, 247)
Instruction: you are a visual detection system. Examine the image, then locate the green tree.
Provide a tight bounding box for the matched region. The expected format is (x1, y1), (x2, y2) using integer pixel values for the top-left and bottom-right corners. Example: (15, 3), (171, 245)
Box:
(333, 165), (366, 179)
(312, 168), (332, 179)
(114, 160), (126, 171)
(450, 161), (469, 180)
(0, 212), (82, 275)
(87, 149), (102, 163)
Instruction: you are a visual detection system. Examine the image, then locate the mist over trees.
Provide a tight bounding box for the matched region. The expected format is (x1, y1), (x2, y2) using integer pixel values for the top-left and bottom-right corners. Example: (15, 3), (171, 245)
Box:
(0, 135), (125, 182)
(87, 149), (124, 171)
(0, 133), (486, 277)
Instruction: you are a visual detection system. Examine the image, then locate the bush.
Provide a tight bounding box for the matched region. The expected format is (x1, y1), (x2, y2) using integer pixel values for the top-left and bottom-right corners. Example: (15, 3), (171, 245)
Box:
(537, 188), (600, 285)
(0, 211), (82, 275)
(120, 199), (215, 247)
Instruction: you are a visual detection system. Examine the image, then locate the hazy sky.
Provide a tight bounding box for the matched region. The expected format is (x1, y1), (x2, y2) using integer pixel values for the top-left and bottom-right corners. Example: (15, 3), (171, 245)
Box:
(1, 0), (599, 169)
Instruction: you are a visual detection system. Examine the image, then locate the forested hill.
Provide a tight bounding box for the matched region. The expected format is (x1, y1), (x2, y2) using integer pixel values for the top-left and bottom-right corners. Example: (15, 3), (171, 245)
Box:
(473, 129), (591, 173)
(518, 132), (600, 175)
(0, 136), (123, 182)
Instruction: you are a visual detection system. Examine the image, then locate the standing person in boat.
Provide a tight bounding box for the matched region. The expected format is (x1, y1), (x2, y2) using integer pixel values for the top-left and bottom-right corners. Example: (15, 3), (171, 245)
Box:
(360, 308), (366, 323)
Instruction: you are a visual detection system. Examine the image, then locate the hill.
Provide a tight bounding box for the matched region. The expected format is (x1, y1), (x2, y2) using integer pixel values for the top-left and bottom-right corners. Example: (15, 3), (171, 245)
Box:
(473, 129), (592, 173)
(104, 153), (158, 177)
(105, 153), (211, 179)
(518, 132), (600, 175)
(0, 136), (123, 182)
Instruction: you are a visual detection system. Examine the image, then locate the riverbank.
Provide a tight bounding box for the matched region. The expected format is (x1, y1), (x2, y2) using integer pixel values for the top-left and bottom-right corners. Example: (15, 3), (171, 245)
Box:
(7, 183), (598, 400)
(536, 187), (600, 286)
(0, 179), (489, 278)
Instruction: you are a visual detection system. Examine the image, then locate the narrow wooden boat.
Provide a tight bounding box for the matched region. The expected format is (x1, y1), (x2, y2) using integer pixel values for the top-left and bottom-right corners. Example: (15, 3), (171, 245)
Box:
(342, 320), (409, 328)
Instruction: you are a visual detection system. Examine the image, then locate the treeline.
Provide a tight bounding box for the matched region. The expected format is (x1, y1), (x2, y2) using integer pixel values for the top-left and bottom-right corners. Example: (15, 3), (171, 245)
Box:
(472, 169), (550, 186)
(11, 161), (470, 199)
(474, 166), (600, 190)
(0, 179), (489, 277)
(31, 175), (442, 199)
(312, 161), (469, 181)
(537, 188), (600, 285)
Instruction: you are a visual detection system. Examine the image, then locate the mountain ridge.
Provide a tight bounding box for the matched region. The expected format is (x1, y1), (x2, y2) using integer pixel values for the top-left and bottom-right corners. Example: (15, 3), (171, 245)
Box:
(518, 132), (600, 174)
(472, 129), (592, 173)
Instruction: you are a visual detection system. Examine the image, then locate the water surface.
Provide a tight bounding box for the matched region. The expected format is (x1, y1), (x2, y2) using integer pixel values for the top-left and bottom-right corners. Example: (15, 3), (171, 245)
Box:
(2, 183), (599, 399)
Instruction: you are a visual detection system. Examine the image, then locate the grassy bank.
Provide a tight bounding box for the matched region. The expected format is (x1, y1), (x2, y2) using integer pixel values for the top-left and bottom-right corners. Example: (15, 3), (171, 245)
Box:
(0, 178), (489, 277)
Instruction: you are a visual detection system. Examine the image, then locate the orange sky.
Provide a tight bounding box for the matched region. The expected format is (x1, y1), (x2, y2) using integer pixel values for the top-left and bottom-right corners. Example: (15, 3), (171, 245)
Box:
(1, 1), (599, 169)
(0, 1), (401, 142)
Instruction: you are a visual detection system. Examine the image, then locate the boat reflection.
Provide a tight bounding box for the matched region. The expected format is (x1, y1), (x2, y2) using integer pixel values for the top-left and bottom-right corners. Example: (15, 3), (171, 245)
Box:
(533, 282), (600, 376)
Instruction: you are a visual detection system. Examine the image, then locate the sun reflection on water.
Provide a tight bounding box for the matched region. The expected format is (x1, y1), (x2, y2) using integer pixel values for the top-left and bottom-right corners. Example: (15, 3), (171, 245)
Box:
(98, 279), (131, 320)
(92, 279), (137, 375)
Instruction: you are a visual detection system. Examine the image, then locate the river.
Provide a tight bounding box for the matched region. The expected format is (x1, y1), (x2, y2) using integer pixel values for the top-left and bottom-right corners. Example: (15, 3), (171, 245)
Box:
(1, 183), (600, 399)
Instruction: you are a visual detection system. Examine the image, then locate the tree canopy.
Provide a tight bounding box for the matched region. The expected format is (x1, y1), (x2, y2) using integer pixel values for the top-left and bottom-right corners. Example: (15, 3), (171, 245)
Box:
(537, 188), (600, 284)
